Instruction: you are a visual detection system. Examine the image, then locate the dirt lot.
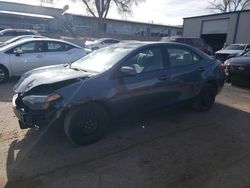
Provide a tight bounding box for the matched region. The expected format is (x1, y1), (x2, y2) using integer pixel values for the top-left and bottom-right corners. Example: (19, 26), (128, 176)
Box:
(0, 79), (250, 188)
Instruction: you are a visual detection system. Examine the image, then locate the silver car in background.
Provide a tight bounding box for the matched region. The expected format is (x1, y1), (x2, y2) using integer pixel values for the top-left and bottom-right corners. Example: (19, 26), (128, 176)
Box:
(85, 38), (120, 50)
(0, 35), (46, 47)
(0, 29), (40, 43)
(0, 38), (89, 83)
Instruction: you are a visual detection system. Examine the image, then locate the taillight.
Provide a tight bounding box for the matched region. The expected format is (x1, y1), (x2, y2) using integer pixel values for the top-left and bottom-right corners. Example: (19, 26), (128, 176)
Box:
(219, 63), (225, 70)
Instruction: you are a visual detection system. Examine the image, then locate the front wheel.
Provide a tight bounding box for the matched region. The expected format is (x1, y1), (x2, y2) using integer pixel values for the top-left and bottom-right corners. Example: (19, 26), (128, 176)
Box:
(192, 83), (217, 112)
(64, 103), (109, 145)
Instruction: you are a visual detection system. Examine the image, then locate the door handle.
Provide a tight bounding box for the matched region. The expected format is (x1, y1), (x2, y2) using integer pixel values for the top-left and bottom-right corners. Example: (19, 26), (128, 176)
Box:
(158, 75), (169, 81)
(197, 67), (205, 72)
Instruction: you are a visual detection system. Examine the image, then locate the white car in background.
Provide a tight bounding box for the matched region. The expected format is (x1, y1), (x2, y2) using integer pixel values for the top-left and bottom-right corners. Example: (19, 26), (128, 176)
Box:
(0, 38), (89, 83)
(85, 38), (120, 50)
(0, 35), (46, 47)
(0, 29), (40, 43)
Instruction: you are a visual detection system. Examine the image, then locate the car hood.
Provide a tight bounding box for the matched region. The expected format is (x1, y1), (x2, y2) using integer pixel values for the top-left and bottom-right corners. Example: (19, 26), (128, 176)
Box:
(14, 65), (94, 93)
(215, 49), (242, 55)
(85, 41), (96, 46)
(226, 57), (250, 66)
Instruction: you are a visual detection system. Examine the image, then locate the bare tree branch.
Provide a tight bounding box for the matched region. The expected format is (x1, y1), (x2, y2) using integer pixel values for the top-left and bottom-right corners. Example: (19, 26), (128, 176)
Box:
(208, 0), (250, 12)
(74, 0), (144, 32)
(81, 0), (97, 17)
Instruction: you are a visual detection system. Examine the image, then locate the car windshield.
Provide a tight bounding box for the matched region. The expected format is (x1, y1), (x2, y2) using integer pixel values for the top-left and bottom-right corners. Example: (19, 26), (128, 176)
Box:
(225, 44), (245, 50)
(71, 44), (135, 72)
(0, 36), (24, 47)
(243, 51), (250, 57)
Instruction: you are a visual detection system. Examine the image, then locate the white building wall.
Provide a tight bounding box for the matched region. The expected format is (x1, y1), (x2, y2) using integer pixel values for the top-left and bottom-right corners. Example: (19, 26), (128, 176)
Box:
(235, 12), (250, 43)
(183, 12), (245, 45)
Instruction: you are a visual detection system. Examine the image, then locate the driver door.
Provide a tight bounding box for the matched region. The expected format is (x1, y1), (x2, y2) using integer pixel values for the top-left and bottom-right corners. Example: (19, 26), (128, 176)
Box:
(111, 46), (170, 116)
(9, 41), (45, 76)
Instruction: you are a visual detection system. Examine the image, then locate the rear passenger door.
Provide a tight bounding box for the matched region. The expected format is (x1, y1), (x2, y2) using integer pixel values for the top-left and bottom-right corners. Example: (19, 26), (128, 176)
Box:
(165, 46), (205, 102)
(44, 41), (83, 66)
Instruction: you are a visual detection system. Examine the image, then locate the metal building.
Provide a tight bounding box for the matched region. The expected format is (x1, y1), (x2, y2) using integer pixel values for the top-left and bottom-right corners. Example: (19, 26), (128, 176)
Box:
(183, 10), (250, 52)
(0, 1), (182, 39)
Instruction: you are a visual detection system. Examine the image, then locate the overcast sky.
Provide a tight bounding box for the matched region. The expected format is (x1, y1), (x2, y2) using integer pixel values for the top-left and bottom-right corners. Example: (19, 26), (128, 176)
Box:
(1, 0), (213, 25)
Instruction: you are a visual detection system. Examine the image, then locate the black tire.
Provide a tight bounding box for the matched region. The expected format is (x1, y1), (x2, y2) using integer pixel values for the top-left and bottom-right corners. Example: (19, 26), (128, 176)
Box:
(192, 83), (217, 112)
(0, 65), (9, 84)
(64, 103), (109, 145)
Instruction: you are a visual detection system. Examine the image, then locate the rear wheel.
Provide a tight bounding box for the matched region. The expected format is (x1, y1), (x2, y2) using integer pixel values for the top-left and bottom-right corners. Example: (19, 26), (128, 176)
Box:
(64, 103), (109, 145)
(0, 66), (9, 84)
(192, 83), (217, 112)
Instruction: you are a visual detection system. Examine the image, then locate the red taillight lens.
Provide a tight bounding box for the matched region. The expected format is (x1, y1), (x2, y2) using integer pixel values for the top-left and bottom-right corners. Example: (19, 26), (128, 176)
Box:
(219, 63), (225, 70)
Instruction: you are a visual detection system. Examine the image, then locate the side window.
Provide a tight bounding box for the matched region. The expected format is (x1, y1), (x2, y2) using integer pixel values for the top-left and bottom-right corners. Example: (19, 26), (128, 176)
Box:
(124, 47), (164, 74)
(14, 42), (43, 53)
(184, 39), (194, 46)
(103, 40), (112, 44)
(18, 31), (32, 35)
(176, 38), (185, 43)
(109, 40), (119, 44)
(4, 31), (15, 36)
(193, 39), (206, 47)
(168, 47), (200, 67)
(47, 42), (73, 52)
(193, 52), (202, 64)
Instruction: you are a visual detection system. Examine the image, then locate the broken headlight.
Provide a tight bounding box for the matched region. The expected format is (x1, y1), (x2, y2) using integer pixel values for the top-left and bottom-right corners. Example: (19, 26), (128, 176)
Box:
(22, 93), (61, 110)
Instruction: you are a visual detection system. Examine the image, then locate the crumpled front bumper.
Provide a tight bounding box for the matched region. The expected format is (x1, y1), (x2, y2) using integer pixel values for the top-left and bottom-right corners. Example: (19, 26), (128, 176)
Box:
(12, 94), (57, 129)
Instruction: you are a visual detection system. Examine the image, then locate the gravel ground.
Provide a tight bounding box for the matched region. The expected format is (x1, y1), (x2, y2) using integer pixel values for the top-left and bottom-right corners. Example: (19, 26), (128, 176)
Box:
(0, 79), (250, 188)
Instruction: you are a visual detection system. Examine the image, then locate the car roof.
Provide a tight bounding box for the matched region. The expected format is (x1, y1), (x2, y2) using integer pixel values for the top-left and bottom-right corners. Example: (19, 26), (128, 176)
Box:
(0, 38), (82, 52)
(162, 37), (204, 40)
(0, 28), (37, 33)
(115, 41), (195, 49)
(230, 44), (249, 45)
(96, 38), (120, 42)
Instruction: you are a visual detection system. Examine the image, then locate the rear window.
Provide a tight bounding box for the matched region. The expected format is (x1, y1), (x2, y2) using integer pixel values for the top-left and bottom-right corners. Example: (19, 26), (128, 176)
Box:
(185, 39), (194, 46)
(193, 39), (206, 47)
(2, 31), (15, 36)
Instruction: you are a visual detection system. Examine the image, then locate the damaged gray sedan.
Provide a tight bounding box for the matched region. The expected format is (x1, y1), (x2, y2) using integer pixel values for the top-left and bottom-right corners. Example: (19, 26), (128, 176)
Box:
(12, 42), (225, 145)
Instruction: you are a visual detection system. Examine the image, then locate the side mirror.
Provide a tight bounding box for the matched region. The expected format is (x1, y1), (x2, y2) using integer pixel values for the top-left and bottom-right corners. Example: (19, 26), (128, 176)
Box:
(14, 49), (23, 56)
(120, 66), (137, 76)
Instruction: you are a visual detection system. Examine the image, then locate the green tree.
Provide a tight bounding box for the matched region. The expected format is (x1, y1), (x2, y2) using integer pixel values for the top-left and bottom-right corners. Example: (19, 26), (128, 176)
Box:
(209, 0), (250, 12)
